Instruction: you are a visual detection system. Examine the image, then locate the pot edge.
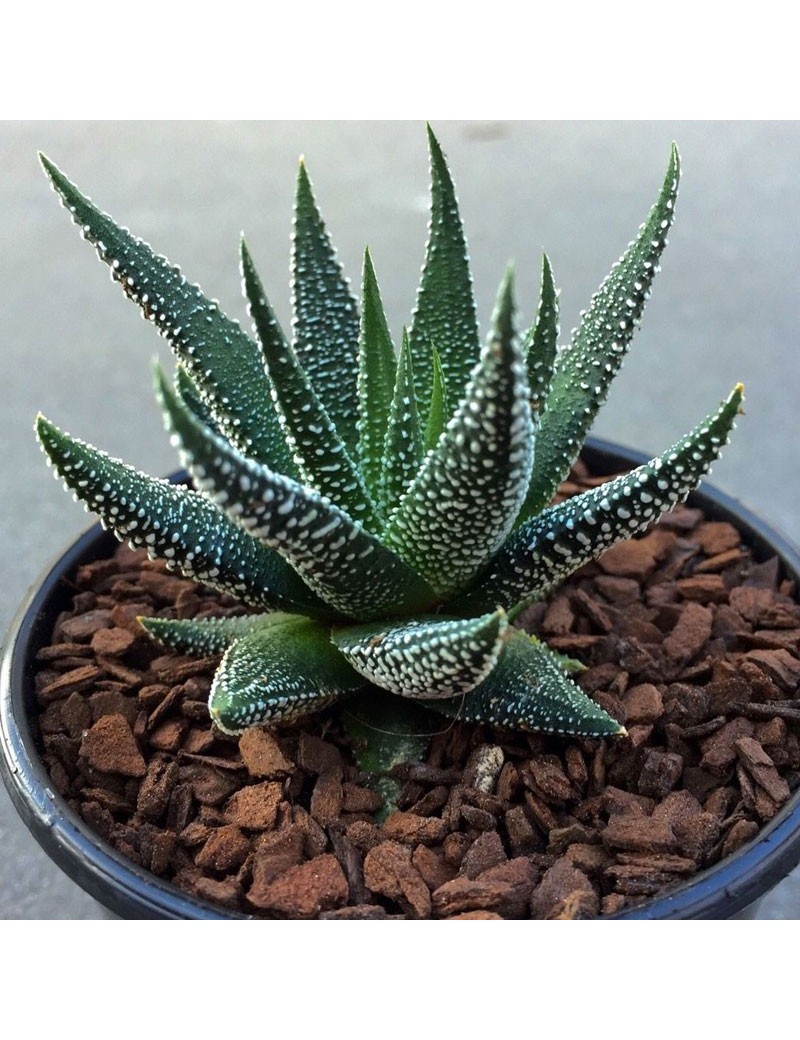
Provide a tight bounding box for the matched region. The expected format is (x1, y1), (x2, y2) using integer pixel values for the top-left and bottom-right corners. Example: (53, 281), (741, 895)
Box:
(2, 441), (800, 920)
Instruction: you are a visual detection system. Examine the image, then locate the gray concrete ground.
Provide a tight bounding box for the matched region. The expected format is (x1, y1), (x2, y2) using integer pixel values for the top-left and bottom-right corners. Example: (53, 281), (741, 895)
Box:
(1, 121), (798, 918)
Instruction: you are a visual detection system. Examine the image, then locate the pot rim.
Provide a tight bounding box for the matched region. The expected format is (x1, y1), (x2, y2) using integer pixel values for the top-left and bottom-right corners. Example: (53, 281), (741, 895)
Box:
(2, 440), (800, 920)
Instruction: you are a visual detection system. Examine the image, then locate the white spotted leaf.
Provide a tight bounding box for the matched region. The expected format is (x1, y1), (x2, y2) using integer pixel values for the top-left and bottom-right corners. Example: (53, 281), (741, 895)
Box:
(408, 125), (481, 417)
(422, 630), (624, 738)
(381, 269), (533, 598)
(35, 415), (329, 617)
(459, 384), (744, 617)
(155, 369), (438, 621)
(242, 239), (379, 531)
(356, 249), (397, 507)
(139, 612), (295, 656)
(39, 155), (296, 479)
(525, 253), (560, 416)
(208, 617), (365, 734)
(331, 609), (508, 699)
(379, 331), (424, 517)
(292, 161), (361, 455)
(518, 145), (681, 522)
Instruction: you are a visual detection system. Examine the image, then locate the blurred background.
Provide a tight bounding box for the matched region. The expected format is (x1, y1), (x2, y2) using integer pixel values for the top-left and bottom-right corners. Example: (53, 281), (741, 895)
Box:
(1, 120), (798, 917)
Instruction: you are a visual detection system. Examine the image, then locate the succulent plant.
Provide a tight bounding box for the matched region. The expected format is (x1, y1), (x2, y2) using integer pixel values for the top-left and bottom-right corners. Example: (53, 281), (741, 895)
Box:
(35, 127), (743, 752)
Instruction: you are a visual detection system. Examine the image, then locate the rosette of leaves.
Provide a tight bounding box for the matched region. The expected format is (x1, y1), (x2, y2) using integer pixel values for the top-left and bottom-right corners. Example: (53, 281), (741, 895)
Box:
(35, 127), (743, 763)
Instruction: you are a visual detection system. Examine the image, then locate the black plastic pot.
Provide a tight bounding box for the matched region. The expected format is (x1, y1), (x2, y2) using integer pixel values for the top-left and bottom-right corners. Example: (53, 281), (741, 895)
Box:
(3, 440), (800, 920)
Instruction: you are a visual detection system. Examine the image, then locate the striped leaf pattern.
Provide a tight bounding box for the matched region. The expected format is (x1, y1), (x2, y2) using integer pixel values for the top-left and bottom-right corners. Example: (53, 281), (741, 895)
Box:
(518, 145), (681, 522)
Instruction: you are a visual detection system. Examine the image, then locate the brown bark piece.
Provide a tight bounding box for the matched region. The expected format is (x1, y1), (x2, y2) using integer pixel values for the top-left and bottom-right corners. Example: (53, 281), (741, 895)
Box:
(137, 757), (179, 822)
(459, 831), (507, 879)
(412, 845), (457, 892)
(248, 828), (307, 891)
(194, 824), (250, 873)
(383, 811), (448, 846)
(531, 860), (599, 920)
(90, 627), (136, 656)
(433, 859), (536, 919)
(734, 737), (791, 805)
(224, 781), (283, 830)
(238, 728), (295, 778)
(297, 733), (343, 774)
(622, 684), (664, 725)
(363, 841), (431, 918)
(59, 610), (114, 641)
(38, 665), (105, 704)
(745, 650), (800, 693)
(700, 717), (756, 773)
(693, 522), (741, 555)
(310, 768), (344, 827)
(637, 750), (683, 799)
(730, 586), (775, 624)
(597, 539), (659, 581)
(663, 603), (713, 668)
(601, 815), (678, 855)
(80, 714), (146, 777)
(342, 783), (384, 815)
(246, 854), (349, 918)
(60, 691), (92, 738)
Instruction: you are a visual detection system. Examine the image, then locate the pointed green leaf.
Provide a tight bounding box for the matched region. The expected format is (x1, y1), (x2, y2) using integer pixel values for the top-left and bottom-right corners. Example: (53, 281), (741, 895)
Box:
(422, 630), (624, 738)
(356, 249), (397, 502)
(242, 239), (379, 530)
(331, 609), (508, 699)
(209, 617), (364, 734)
(380, 330), (424, 516)
(525, 253), (559, 415)
(139, 612), (294, 655)
(291, 160), (360, 454)
(458, 383), (744, 617)
(156, 372), (438, 621)
(381, 308), (534, 599)
(423, 345), (449, 453)
(408, 125), (481, 415)
(518, 145), (681, 522)
(492, 264), (517, 348)
(175, 364), (222, 436)
(39, 155), (295, 478)
(35, 415), (330, 618)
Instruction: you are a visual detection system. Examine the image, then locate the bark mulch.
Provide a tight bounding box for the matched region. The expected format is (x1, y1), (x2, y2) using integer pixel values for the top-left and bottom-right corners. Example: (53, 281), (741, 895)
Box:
(34, 460), (800, 919)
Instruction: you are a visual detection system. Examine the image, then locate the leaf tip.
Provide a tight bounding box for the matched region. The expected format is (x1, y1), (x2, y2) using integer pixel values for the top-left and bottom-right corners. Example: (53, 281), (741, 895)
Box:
(296, 156), (312, 193)
(38, 151), (57, 178)
(668, 141), (681, 186)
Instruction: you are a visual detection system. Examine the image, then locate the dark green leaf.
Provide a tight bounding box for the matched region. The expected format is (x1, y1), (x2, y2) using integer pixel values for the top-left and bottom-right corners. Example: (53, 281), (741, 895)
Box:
(209, 617), (364, 734)
(525, 253), (559, 415)
(156, 371), (438, 621)
(331, 609), (508, 698)
(39, 154), (295, 477)
(242, 239), (379, 530)
(35, 414), (329, 617)
(518, 145), (681, 522)
(381, 302), (534, 598)
(422, 630), (624, 738)
(423, 346), (449, 453)
(139, 612), (293, 655)
(356, 249), (397, 505)
(292, 160), (361, 454)
(458, 383), (744, 616)
(380, 330), (424, 517)
(175, 365), (222, 437)
(408, 125), (480, 416)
